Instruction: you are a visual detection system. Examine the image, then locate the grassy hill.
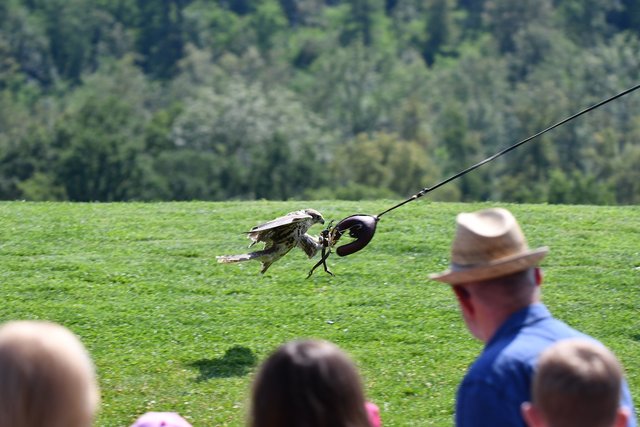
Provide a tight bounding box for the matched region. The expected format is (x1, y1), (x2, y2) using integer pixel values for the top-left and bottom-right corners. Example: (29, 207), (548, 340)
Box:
(0, 201), (638, 426)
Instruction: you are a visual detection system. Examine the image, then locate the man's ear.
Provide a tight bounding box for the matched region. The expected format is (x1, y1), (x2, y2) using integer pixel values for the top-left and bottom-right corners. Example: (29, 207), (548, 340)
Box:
(452, 285), (474, 316)
(534, 267), (543, 287)
(521, 402), (545, 427)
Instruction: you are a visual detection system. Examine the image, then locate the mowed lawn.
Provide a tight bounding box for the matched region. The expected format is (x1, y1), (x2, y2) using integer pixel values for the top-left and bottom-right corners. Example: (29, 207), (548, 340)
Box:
(0, 201), (638, 426)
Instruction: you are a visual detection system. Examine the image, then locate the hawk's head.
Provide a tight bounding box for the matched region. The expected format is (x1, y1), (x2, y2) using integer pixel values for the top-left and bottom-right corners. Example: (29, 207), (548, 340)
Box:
(304, 208), (325, 225)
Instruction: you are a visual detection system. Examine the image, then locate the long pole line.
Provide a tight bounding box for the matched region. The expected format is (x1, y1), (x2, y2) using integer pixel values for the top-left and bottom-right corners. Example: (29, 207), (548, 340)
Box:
(376, 82), (640, 219)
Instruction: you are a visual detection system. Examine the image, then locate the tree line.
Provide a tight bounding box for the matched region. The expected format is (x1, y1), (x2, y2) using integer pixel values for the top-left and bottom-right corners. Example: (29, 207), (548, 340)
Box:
(1, 0), (639, 204)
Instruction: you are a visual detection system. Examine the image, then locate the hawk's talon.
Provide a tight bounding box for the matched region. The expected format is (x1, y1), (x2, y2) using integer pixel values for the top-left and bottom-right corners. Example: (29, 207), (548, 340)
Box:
(307, 226), (335, 278)
(306, 248), (332, 278)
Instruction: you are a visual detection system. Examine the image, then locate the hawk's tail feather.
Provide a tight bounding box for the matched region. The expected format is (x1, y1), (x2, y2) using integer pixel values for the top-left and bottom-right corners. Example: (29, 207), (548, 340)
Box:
(216, 253), (258, 263)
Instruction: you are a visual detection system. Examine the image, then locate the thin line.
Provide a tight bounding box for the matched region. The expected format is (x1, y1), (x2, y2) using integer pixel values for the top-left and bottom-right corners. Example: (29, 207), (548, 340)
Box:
(377, 82), (640, 218)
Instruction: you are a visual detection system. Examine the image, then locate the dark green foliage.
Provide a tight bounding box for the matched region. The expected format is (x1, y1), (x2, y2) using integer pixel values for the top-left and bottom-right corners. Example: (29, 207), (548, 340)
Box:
(330, 132), (441, 198)
(1, 0), (640, 203)
(0, 128), (55, 199)
(0, 2), (56, 86)
(252, 1), (288, 52)
(612, 0), (640, 35)
(437, 103), (488, 201)
(135, 0), (189, 79)
(52, 95), (145, 201)
(340, 0), (388, 47)
(147, 150), (223, 200)
(421, 0), (457, 65)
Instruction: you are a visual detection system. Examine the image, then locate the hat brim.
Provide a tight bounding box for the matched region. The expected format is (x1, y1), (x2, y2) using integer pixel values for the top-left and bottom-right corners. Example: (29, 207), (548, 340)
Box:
(429, 247), (549, 285)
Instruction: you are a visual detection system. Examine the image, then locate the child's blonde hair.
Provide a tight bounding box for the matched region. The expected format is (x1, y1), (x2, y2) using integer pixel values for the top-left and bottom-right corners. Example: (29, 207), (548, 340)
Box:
(532, 339), (623, 427)
(0, 321), (100, 427)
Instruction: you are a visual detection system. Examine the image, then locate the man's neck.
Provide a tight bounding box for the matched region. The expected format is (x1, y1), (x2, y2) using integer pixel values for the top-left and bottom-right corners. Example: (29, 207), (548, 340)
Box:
(480, 302), (533, 343)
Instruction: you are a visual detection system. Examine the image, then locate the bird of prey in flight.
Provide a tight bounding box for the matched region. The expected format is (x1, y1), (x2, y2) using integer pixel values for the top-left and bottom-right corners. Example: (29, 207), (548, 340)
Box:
(217, 209), (325, 273)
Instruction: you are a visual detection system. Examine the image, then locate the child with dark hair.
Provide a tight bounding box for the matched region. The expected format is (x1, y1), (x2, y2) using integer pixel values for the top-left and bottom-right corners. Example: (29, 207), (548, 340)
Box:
(249, 339), (381, 427)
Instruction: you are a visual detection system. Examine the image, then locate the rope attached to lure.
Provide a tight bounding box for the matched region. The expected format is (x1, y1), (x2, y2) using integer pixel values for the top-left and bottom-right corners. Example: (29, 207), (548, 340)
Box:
(307, 83), (640, 277)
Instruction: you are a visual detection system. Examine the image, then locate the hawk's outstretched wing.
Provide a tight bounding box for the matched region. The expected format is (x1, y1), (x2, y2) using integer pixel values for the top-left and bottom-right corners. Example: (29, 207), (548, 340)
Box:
(248, 211), (315, 233)
(247, 211), (316, 248)
(217, 209), (325, 274)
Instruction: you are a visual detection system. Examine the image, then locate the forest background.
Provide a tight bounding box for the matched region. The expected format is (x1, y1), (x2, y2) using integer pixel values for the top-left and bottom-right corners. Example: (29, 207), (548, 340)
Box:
(1, 0), (640, 204)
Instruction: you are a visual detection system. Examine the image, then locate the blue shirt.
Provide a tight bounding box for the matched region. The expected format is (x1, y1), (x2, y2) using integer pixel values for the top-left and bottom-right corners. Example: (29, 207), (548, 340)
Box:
(456, 303), (637, 427)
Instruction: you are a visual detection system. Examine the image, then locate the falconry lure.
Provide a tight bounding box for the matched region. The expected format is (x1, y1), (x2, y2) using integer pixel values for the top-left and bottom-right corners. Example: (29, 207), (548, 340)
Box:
(217, 207), (380, 277)
(217, 209), (326, 274)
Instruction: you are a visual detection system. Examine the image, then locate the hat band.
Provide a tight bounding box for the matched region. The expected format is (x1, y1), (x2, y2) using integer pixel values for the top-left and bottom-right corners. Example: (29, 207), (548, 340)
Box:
(450, 262), (484, 273)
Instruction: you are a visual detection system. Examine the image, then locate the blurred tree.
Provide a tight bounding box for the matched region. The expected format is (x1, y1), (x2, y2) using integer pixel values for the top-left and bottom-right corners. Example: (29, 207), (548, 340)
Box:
(17, 172), (67, 201)
(506, 25), (566, 81)
(50, 59), (150, 201)
(6, 0), (135, 84)
(493, 85), (564, 203)
(251, 133), (296, 199)
(392, 96), (431, 144)
(425, 45), (510, 152)
(170, 79), (332, 200)
(0, 1), (7, 21)
(288, 27), (333, 69)
(546, 169), (571, 204)
(436, 103), (489, 201)
(547, 169), (614, 205)
(304, 43), (404, 135)
(482, 0), (552, 54)
(421, 0), (458, 66)
(136, 0), (190, 79)
(458, 0), (486, 34)
(583, 125), (640, 204)
(33, 0), (94, 82)
(220, 0), (255, 15)
(52, 94), (145, 201)
(144, 104), (184, 155)
(94, 0), (139, 26)
(330, 132), (441, 197)
(0, 2), (55, 87)
(304, 182), (397, 200)
(146, 149), (223, 200)
(385, 0), (422, 42)
(1, 0), (639, 204)
(252, 0), (288, 52)
(0, 37), (20, 90)
(0, 125), (57, 200)
(280, 0), (301, 25)
(0, 80), (61, 200)
(610, 0), (640, 35)
(184, 2), (257, 57)
(556, 0), (622, 46)
(340, 0), (392, 48)
(610, 144), (640, 204)
(279, 0), (325, 26)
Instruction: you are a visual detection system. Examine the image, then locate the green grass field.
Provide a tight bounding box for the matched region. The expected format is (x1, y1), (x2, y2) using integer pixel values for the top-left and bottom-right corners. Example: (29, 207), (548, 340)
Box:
(0, 201), (638, 426)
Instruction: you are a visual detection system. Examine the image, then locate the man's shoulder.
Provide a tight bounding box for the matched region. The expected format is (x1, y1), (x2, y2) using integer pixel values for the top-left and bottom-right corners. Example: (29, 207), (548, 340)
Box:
(465, 312), (593, 385)
(499, 312), (592, 361)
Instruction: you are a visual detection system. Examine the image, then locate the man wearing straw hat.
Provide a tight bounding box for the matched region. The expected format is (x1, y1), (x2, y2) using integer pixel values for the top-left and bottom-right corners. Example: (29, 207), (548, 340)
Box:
(429, 207), (636, 427)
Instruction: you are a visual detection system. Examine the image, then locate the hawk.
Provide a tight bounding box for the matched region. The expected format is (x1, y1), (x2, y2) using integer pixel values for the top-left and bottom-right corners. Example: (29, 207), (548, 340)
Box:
(217, 208), (325, 274)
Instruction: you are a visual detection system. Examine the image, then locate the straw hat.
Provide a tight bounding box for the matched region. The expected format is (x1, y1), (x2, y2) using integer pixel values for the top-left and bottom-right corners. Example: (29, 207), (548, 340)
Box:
(429, 208), (548, 284)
